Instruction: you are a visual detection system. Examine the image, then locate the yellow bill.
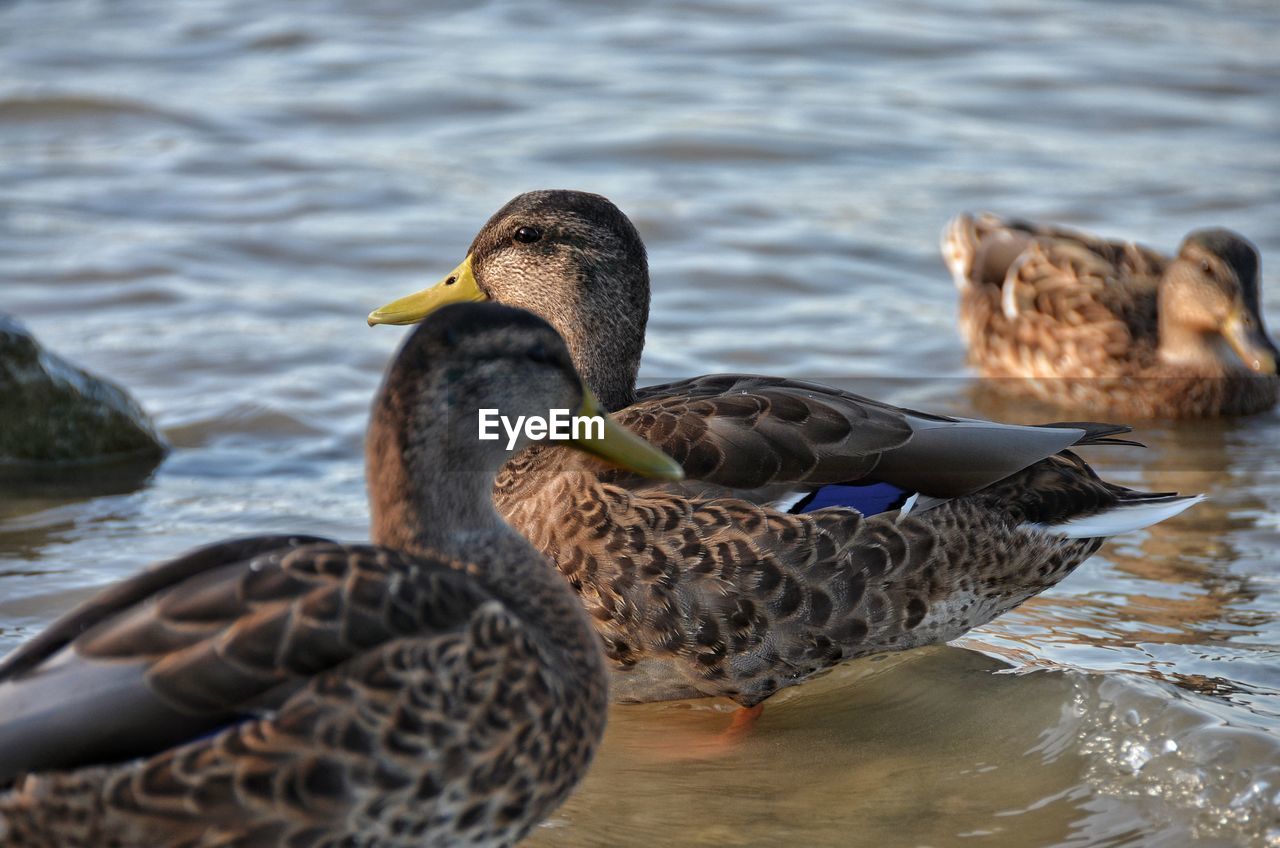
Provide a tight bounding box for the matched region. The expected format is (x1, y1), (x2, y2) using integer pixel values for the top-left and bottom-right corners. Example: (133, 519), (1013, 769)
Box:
(570, 388), (684, 481)
(368, 255), (487, 326)
(1223, 310), (1279, 375)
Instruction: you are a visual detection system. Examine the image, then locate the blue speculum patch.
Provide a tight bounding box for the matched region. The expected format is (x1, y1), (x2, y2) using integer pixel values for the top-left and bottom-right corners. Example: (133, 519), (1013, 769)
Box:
(791, 481), (912, 516)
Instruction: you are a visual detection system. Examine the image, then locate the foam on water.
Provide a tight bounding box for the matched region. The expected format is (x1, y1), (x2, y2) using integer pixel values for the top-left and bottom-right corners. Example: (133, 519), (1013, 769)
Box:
(1062, 674), (1280, 846)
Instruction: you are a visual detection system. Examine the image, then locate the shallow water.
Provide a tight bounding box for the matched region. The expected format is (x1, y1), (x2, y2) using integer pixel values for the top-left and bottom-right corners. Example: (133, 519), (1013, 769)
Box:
(2, 0), (1279, 844)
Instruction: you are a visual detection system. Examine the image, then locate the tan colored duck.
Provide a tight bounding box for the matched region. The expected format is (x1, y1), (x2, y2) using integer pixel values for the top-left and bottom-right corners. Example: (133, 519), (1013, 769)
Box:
(0, 303), (681, 847)
(367, 190), (1201, 713)
(942, 213), (1278, 418)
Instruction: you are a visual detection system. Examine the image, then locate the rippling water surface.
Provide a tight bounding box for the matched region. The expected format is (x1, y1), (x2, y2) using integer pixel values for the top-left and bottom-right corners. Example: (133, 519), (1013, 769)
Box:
(2, 0), (1279, 844)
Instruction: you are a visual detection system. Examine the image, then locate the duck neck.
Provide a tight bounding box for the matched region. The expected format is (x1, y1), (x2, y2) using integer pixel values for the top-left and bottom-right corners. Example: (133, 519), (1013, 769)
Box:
(559, 312), (642, 411)
(365, 382), (507, 559)
(514, 259), (649, 411)
(1157, 309), (1232, 373)
(365, 393), (604, 679)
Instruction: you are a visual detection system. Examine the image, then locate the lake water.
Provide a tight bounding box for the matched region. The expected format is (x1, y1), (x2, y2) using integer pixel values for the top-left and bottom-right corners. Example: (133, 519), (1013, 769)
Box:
(2, 0), (1278, 844)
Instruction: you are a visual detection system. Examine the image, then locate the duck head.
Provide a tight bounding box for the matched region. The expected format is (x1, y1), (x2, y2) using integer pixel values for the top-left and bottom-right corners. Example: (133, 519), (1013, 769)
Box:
(368, 190), (651, 410)
(367, 301), (680, 552)
(1159, 228), (1277, 375)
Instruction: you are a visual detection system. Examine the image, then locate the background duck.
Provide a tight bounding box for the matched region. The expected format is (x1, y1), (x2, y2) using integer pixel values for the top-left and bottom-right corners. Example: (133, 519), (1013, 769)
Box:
(366, 190), (1201, 716)
(941, 213), (1278, 418)
(0, 303), (681, 847)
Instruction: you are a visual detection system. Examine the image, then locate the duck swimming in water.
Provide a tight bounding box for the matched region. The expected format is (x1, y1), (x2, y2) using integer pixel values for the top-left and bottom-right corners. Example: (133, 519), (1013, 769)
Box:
(942, 212), (1277, 418)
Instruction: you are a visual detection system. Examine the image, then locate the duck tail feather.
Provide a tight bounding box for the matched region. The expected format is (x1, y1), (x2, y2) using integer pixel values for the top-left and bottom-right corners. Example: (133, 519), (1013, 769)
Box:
(1037, 421), (1144, 448)
(940, 213), (978, 290)
(1035, 493), (1204, 539)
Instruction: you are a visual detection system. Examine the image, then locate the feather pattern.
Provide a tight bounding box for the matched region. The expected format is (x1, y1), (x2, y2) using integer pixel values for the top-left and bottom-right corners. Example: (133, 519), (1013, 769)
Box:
(496, 412), (1193, 707)
(0, 540), (605, 848)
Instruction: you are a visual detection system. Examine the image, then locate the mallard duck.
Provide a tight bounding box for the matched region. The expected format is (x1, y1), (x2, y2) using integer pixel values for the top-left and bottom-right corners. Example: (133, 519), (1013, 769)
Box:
(0, 303), (682, 847)
(941, 213), (1278, 418)
(366, 190), (1202, 714)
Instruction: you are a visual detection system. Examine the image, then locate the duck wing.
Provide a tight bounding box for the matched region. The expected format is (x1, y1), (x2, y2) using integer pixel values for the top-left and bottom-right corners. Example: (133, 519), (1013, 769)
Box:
(622, 374), (1117, 502)
(0, 535), (495, 782)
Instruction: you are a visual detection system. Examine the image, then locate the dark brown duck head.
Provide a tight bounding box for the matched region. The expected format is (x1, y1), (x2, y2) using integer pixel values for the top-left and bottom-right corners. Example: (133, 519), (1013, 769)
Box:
(368, 190), (651, 410)
(366, 301), (680, 553)
(1159, 228), (1277, 375)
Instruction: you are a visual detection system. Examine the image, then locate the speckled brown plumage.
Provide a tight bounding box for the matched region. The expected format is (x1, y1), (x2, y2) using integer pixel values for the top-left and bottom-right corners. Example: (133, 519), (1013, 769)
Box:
(942, 213), (1278, 418)
(364, 190), (1202, 708)
(0, 304), (647, 848)
(0, 539), (599, 848)
(494, 402), (1162, 706)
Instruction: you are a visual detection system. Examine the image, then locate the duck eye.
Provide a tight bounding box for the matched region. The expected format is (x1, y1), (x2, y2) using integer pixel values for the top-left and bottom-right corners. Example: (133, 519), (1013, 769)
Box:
(526, 343), (552, 364)
(513, 226), (542, 245)
(1200, 259), (1212, 274)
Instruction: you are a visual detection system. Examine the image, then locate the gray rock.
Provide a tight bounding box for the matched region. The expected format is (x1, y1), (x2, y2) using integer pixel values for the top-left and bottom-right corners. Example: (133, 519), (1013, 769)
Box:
(0, 314), (167, 467)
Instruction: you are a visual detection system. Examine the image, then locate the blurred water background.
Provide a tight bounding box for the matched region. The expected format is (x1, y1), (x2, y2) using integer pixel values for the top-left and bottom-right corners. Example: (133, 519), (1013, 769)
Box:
(2, 0), (1279, 844)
